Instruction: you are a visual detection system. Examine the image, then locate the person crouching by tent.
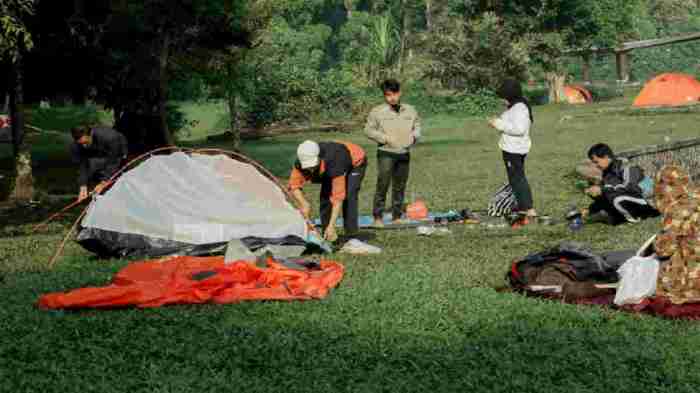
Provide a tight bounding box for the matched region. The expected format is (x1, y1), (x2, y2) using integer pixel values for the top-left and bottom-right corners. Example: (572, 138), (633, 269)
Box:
(582, 143), (658, 224)
(288, 140), (367, 242)
(70, 125), (128, 201)
(488, 79), (537, 227)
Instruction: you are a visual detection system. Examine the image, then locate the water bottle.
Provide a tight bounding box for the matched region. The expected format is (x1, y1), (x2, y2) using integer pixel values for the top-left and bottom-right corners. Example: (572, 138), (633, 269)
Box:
(565, 205), (583, 231)
(569, 215), (584, 231)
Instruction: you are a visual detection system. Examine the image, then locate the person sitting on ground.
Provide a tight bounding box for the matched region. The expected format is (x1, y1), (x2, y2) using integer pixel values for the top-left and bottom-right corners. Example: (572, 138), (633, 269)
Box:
(582, 143), (658, 224)
(70, 125), (128, 201)
(288, 140), (367, 242)
(365, 79), (422, 227)
(488, 78), (537, 227)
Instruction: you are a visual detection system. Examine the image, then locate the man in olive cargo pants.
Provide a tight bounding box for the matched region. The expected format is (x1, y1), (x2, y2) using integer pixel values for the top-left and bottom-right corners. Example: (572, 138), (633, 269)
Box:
(365, 79), (422, 227)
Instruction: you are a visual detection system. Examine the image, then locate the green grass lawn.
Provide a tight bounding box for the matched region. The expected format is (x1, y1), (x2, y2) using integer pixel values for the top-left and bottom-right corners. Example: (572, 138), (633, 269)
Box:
(3, 97), (700, 392)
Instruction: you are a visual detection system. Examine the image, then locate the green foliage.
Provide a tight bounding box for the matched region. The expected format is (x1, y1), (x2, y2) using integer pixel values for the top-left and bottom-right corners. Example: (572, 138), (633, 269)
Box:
(0, 0), (35, 62)
(423, 12), (531, 90)
(404, 84), (501, 117)
(335, 11), (401, 87)
(233, 18), (346, 125)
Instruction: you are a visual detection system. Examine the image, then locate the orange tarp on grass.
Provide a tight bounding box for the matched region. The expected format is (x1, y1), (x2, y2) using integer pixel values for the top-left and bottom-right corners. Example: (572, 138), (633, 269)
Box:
(38, 256), (344, 309)
(633, 73), (700, 107)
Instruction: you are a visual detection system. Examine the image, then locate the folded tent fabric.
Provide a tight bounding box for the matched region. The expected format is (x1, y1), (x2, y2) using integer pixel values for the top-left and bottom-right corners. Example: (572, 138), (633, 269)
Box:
(37, 256), (344, 309)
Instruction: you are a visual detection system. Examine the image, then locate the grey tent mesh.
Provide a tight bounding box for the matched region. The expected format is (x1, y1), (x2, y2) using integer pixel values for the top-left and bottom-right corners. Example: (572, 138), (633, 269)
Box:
(618, 137), (700, 181)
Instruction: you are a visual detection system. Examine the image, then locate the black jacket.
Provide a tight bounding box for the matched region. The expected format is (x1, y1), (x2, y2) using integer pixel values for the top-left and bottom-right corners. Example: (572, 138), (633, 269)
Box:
(71, 127), (128, 186)
(601, 158), (644, 198)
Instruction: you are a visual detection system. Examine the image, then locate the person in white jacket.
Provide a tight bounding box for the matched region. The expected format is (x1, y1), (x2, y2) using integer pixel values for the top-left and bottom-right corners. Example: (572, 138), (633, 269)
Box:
(488, 79), (537, 226)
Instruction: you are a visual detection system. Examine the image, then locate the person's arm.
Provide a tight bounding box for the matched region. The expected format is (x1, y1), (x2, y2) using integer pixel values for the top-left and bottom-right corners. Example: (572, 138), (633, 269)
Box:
(291, 188), (311, 220)
(602, 164), (643, 198)
(365, 110), (388, 144)
(71, 143), (90, 199)
(288, 168), (310, 218)
(491, 104), (530, 136)
(411, 110), (422, 145)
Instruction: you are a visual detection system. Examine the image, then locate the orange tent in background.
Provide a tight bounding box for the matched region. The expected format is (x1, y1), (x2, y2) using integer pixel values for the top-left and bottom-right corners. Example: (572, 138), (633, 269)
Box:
(564, 85), (593, 104)
(37, 256), (344, 309)
(633, 73), (700, 107)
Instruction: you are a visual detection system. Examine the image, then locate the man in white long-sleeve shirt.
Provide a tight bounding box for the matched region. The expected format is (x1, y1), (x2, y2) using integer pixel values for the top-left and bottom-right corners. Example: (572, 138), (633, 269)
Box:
(488, 79), (537, 227)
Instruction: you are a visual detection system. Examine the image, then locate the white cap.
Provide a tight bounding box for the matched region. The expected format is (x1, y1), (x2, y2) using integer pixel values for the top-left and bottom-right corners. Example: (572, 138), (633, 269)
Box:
(297, 140), (320, 169)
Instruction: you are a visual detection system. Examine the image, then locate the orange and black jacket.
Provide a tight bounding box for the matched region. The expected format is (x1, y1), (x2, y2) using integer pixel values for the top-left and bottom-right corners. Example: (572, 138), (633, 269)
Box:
(288, 141), (365, 205)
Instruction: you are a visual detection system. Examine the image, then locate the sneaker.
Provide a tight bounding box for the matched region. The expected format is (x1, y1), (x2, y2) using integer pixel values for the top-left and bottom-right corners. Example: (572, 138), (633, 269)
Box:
(392, 218), (412, 225)
(511, 217), (532, 229)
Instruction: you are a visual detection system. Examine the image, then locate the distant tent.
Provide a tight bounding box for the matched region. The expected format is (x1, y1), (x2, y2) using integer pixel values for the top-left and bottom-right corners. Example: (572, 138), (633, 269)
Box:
(564, 85), (593, 104)
(76, 148), (309, 258)
(633, 73), (700, 107)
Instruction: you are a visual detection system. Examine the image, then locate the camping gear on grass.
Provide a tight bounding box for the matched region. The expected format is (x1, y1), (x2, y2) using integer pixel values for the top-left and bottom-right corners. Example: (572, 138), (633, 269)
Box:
(74, 148), (310, 258)
(339, 239), (382, 255)
(406, 199), (428, 220)
(614, 256), (660, 306)
(38, 255), (343, 309)
(487, 183), (516, 217)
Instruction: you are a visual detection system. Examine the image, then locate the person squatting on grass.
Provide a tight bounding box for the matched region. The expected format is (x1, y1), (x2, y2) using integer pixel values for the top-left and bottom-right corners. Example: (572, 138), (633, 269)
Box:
(288, 140), (367, 242)
(582, 143), (659, 225)
(488, 79), (537, 225)
(70, 125), (128, 201)
(365, 79), (422, 228)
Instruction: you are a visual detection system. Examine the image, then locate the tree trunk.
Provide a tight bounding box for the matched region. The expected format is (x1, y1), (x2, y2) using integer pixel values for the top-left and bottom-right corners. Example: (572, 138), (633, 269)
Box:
(425, 0), (432, 31)
(226, 93), (242, 151)
(8, 52), (34, 202)
(615, 51), (630, 83)
(344, 0), (353, 18)
(158, 33), (175, 146)
(546, 72), (566, 104)
(581, 55), (592, 85)
(398, 0), (410, 75)
(1, 93), (8, 114)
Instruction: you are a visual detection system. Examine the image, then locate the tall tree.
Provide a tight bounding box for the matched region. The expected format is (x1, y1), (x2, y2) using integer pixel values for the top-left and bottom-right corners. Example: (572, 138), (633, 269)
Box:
(0, 0), (36, 201)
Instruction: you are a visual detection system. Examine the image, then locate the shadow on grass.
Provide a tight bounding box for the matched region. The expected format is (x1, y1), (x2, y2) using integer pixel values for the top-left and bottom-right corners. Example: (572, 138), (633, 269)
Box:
(0, 274), (686, 393)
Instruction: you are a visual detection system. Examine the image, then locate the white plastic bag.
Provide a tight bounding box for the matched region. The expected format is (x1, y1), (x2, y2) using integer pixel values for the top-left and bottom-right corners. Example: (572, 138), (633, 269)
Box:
(614, 256), (660, 306)
(340, 239), (382, 255)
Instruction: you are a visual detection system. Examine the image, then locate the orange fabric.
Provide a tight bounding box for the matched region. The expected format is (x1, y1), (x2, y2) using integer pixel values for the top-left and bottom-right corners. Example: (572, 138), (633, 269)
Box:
(330, 175), (346, 204)
(406, 200), (428, 220)
(37, 256), (344, 309)
(336, 141), (366, 167)
(288, 161), (327, 191)
(633, 73), (700, 107)
(564, 85), (592, 104)
(288, 167), (307, 191)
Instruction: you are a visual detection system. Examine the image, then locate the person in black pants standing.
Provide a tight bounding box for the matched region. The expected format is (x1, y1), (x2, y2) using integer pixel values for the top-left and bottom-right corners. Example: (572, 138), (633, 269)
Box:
(365, 79), (422, 227)
(488, 79), (537, 226)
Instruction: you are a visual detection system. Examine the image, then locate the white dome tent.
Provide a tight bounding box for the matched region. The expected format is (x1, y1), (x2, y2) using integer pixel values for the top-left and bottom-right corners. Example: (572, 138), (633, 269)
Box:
(76, 147), (309, 258)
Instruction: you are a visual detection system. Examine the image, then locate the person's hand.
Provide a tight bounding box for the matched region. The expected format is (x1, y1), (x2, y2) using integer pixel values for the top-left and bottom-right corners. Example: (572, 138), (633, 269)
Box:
(324, 226), (338, 242)
(300, 203), (311, 220)
(488, 118), (498, 129)
(586, 185), (602, 197)
(94, 181), (108, 194)
(78, 186), (88, 201)
(385, 134), (398, 148)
